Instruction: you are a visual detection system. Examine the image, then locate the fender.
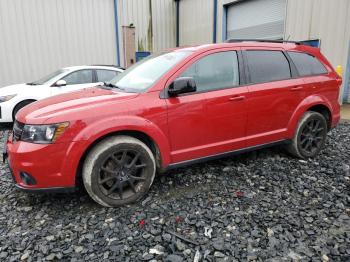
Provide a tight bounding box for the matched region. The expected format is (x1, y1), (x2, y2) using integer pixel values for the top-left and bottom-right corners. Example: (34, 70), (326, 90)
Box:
(286, 94), (333, 138)
(65, 115), (172, 177)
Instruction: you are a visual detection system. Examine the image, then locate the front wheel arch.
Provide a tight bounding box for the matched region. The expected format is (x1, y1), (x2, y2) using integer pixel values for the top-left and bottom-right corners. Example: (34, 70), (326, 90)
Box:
(75, 130), (163, 188)
(12, 99), (37, 121)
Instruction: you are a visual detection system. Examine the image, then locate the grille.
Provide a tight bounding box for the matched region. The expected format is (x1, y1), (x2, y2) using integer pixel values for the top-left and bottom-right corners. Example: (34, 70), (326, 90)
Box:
(13, 121), (24, 142)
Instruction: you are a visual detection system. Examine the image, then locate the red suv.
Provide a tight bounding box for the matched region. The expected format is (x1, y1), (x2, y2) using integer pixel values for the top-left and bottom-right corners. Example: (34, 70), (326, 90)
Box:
(5, 40), (341, 207)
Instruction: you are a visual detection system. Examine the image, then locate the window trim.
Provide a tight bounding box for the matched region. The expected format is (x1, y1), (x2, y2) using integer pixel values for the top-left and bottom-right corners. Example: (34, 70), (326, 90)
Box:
(52, 69), (95, 86)
(161, 50), (245, 98)
(286, 51), (329, 78)
(243, 50), (294, 85)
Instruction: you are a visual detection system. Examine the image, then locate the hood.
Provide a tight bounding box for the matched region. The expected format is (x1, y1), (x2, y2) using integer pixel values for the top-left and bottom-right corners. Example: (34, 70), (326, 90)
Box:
(16, 87), (139, 124)
(0, 83), (46, 95)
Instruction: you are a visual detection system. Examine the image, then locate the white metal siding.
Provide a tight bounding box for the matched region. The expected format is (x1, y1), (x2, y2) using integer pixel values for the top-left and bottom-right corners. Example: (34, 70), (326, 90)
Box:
(284, 0), (350, 102)
(179, 0), (213, 45)
(226, 0), (286, 40)
(0, 0), (118, 88)
(118, 0), (176, 56)
(151, 0), (177, 51)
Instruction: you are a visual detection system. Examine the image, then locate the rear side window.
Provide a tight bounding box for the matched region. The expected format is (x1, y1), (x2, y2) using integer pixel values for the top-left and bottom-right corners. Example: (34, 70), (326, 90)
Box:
(245, 51), (291, 84)
(96, 70), (119, 82)
(181, 51), (239, 92)
(288, 52), (328, 76)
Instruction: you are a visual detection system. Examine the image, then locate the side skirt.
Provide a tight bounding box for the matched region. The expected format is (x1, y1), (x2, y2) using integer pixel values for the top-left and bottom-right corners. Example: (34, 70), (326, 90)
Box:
(165, 140), (290, 171)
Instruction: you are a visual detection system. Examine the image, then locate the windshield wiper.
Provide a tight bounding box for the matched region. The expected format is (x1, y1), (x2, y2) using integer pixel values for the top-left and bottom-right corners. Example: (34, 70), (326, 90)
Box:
(103, 82), (125, 91)
(26, 82), (38, 86)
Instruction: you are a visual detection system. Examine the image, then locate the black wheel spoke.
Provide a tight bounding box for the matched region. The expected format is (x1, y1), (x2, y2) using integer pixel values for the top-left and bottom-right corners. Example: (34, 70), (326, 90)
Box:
(127, 153), (140, 168)
(135, 163), (147, 169)
(129, 175), (146, 181)
(128, 180), (137, 193)
(313, 121), (320, 132)
(119, 151), (127, 165)
(117, 183), (124, 199)
(300, 137), (308, 145)
(101, 167), (115, 174)
(99, 176), (115, 185)
(107, 181), (120, 196)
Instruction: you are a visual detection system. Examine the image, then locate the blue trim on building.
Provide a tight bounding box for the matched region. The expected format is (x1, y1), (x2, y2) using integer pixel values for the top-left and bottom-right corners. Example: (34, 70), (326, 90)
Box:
(343, 41), (350, 103)
(175, 0), (180, 47)
(113, 0), (121, 66)
(213, 0), (218, 43)
(222, 4), (228, 42)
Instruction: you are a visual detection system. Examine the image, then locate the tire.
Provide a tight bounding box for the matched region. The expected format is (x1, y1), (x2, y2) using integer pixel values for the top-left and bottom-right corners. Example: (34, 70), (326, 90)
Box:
(12, 100), (35, 121)
(82, 136), (156, 207)
(287, 111), (327, 159)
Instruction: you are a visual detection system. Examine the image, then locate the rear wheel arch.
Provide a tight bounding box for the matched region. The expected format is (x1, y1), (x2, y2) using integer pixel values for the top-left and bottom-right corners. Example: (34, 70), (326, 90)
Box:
(306, 104), (332, 131)
(12, 99), (37, 121)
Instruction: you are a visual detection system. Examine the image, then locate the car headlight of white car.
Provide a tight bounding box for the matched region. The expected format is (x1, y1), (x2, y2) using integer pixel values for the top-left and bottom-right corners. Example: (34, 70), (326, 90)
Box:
(0, 94), (17, 102)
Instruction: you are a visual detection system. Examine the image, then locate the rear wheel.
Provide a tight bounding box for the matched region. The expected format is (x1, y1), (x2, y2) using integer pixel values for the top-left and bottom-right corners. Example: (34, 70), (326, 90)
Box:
(82, 136), (156, 207)
(287, 111), (327, 159)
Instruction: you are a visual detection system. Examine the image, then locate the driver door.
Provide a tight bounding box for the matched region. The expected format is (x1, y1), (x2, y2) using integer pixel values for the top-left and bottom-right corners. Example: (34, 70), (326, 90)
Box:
(166, 50), (248, 163)
(51, 69), (96, 95)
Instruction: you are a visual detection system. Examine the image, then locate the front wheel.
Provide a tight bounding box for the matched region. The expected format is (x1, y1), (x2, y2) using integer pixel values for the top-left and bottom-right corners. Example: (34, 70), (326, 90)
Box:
(82, 136), (156, 207)
(287, 111), (328, 159)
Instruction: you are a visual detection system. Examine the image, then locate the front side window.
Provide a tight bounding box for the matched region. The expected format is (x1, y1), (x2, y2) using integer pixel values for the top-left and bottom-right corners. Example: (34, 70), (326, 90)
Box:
(288, 51), (328, 76)
(246, 51), (291, 84)
(96, 70), (119, 82)
(180, 51), (239, 92)
(109, 51), (192, 92)
(62, 70), (93, 85)
(31, 69), (68, 85)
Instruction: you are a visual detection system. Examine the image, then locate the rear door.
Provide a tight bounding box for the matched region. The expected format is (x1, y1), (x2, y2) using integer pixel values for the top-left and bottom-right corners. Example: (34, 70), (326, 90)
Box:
(243, 48), (305, 147)
(166, 49), (248, 163)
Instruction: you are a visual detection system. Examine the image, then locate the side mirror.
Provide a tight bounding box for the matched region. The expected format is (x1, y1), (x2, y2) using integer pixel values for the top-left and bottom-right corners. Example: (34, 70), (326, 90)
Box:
(55, 80), (67, 87)
(168, 77), (196, 97)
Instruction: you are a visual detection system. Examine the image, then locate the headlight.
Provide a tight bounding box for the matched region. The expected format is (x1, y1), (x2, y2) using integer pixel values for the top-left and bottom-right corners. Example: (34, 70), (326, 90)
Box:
(21, 122), (69, 144)
(0, 94), (16, 102)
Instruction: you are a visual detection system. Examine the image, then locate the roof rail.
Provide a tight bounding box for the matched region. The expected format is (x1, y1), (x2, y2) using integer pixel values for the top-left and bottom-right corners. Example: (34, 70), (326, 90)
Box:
(91, 64), (125, 69)
(225, 39), (302, 45)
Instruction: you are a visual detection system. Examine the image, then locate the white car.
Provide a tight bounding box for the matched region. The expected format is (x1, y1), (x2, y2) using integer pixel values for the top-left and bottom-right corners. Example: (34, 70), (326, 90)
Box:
(0, 65), (124, 123)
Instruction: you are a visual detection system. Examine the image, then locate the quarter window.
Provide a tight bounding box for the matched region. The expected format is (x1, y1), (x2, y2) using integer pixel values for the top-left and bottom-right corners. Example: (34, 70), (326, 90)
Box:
(96, 70), (119, 82)
(288, 52), (328, 76)
(181, 51), (239, 92)
(62, 70), (93, 85)
(246, 51), (291, 84)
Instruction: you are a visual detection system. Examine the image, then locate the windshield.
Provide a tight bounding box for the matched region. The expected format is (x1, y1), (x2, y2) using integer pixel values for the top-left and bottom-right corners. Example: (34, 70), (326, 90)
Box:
(30, 69), (68, 85)
(108, 51), (192, 92)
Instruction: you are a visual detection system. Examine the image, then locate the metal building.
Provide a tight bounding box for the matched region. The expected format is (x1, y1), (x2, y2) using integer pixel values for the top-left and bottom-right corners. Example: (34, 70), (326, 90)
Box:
(178, 0), (350, 103)
(0, 0), (176, 88)
(0, 0), (118, 87)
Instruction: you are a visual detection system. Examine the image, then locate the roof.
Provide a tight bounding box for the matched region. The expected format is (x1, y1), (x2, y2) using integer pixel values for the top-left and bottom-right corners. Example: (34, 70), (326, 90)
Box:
(62, 65), (124, 71)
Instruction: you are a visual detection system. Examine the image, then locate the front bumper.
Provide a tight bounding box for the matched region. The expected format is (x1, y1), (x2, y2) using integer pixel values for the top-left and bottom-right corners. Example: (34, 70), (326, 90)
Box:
(5, 133), (80, 192)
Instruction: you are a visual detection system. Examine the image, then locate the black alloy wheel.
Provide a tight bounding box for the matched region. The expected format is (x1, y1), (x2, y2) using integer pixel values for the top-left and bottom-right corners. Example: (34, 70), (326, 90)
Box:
(98, 149), (147, 200)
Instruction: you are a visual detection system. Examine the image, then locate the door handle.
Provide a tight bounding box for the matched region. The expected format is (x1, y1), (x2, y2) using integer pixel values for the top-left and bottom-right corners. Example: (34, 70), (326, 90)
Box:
(229, 95), (245, 101)
(290, 86), (303, 91)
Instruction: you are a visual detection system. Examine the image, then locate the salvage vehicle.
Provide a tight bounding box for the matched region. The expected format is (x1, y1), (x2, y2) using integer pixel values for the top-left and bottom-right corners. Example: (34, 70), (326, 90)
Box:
(5, 40), (341, 207)
(0, 65), (123, 123)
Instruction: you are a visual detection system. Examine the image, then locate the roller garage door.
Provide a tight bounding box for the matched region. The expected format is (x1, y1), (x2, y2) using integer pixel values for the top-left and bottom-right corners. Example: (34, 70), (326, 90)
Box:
(227, 0), (287, 40)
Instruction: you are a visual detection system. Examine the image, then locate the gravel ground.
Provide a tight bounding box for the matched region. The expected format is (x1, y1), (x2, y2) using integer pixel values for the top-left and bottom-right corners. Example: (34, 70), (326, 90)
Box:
(0, 123), (349, 262)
